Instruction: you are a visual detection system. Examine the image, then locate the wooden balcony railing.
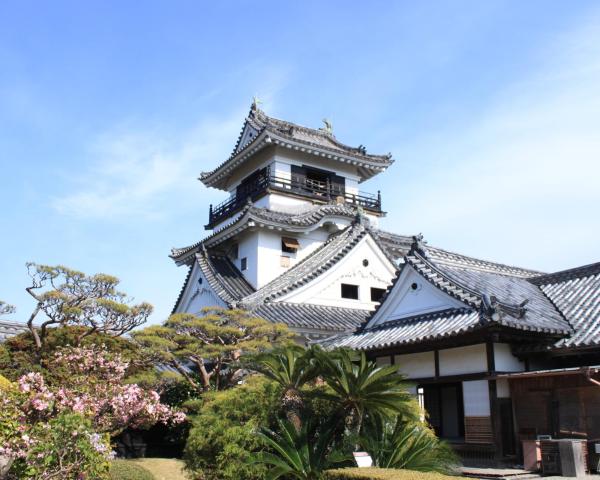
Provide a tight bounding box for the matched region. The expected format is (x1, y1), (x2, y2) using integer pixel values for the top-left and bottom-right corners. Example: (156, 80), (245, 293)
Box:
(207, 174), (381, 227)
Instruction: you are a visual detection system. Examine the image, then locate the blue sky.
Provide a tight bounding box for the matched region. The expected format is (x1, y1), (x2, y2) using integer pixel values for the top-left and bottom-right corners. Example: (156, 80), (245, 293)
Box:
(1, 1), (599, 325)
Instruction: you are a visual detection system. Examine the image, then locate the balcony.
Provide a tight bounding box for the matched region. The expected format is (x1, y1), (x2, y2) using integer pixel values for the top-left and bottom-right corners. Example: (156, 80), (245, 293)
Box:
(207, 173), (382, 228)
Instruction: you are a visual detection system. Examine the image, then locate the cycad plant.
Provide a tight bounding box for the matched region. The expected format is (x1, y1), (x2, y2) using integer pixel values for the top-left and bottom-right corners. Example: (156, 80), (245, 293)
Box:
(248, 345), (318, 430)
(252, 418), (352, 480)
(360, 416), (459, 474)
(315, 348), (417, 435)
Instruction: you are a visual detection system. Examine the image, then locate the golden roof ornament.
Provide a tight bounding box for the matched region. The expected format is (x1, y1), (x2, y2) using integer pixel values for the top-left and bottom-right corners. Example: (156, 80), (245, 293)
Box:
(251, 96), (263, 111)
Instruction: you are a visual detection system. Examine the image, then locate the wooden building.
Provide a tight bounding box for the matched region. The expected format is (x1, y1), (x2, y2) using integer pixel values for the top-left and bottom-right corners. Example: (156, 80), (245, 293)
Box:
(328, 237), (600, 467)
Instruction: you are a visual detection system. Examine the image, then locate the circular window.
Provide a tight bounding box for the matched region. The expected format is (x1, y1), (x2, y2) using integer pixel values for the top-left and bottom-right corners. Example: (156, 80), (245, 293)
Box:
(198, 277), (203, 285)
(363, 259), (369, 267)
(410, 282), (419, 291)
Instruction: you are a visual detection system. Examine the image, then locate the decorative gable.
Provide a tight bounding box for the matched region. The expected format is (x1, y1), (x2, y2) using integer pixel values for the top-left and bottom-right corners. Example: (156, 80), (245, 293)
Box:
(278, 234), (397, 310)
(366, 264), (465, 329)
(234, 122), (260, 155)
(173, 261), (227, 314)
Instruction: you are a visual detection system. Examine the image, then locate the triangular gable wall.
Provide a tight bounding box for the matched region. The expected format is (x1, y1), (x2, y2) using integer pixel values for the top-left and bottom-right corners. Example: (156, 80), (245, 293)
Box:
(235, 122), (260, 155)
(366, 264), (466, 329)
(174, 261), (227, 314)
(279, 234), (397, 310)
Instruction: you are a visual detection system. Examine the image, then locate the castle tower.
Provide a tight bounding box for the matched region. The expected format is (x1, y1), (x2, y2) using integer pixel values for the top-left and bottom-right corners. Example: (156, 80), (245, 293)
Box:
(170, 103), (412, 339)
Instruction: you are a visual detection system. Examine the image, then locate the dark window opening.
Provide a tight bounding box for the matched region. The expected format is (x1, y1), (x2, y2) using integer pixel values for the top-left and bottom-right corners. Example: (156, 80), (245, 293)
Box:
(341, 283), (359, 300)
(236, 168), (268, 202)
(421, 383), (465, 441)
(230, 243), (239, 260)
(240, 257), (247, 271)
(291, 165), (345, 197)
(281, 237), (300, 254)
(370, 287), (386, 302)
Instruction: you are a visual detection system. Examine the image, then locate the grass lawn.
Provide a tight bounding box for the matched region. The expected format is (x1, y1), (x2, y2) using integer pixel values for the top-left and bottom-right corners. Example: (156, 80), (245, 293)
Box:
(129, 458), (189, 480)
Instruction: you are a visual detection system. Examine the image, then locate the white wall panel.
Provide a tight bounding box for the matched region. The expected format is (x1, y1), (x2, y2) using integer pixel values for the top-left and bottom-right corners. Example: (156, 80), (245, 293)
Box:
(462, 380), (490, 416)
(439, 344), (487, 376)
(394, 351), (435, 379)
(494, 343), (525, 372)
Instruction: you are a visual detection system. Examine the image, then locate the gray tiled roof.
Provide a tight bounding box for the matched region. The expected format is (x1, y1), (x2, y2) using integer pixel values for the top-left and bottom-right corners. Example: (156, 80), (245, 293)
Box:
(405, 247), (571, 335)
(252, 302), (369, 332)
(0, 321), (28, 342)
(170, 204), (363, 265)
(531, 262), (600, 349)
(323, 308), (481, 350)
(200, 106), (394, 188)
(196, 250), (255, 306)
(326, 239), (578, 351)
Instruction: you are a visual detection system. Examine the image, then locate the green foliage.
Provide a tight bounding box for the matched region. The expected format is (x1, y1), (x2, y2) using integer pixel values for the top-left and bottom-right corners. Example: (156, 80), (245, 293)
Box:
(247, 345), (319, 428)
(132, 307), (295, 392)
(253, 418), (352, 480)
(0, 373), (12, 391)
(359, 418), (459, 474)
(183, 375), (282, 480)
(10, 413), (111, 479)
(109, 460), (155, 480)
(23, 262), (152, 354)
(324, 468), (460, 480)
(315, 349), (419, 434)
(0, 326), (152, 383)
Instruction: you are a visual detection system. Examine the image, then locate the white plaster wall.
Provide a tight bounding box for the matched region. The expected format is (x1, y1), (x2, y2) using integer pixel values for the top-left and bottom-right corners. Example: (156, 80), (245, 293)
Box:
(367, 265), (464, 329)
(252, 228), (333, 288)
(236, 231), (260, 288)
(345, 178), (359, 195)
(265, 193), (313, 213)
(176, 264), (227, 314)
(462, 380), (491, 416)
(493, 343), (525, 372)
(439, 344), (487, 376)
(376, 356), (391, 367)
(280, 234), (397, 309)
(394, 351), (436, 379)
(496, 378), (511, 398)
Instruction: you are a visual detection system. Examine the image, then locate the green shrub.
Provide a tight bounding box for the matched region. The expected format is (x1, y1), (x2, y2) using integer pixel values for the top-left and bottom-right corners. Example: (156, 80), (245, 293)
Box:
(324, 468), (459, 480)
(0, 373), (12, 391)
(110, 460), (155, 480)
(183, 375), (282, 480)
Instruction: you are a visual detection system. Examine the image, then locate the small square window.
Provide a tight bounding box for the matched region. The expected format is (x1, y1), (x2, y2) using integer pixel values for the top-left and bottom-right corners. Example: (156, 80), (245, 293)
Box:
(282, 237), (300, 254)
(341, 283), (359, 300)
(240, 257), (247, 271)
(370, 287), (386, 302)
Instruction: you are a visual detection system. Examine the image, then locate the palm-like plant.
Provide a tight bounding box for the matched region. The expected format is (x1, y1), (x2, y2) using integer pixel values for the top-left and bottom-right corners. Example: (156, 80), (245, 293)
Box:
(315, 348), (417, 435)
(252, 418), (352, 480)
(248, 345), (318, 430)
(360, 416), (459, 474)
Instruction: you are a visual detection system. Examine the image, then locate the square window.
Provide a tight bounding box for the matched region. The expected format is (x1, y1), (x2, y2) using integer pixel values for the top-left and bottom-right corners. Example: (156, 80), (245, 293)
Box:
(370, 287), (386, 302)
(341, 283), (359, 300)
(240, 257), (247, 271)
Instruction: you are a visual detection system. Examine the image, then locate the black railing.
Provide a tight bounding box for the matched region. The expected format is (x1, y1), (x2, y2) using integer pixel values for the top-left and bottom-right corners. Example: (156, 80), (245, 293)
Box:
(207, 174), (382, 227)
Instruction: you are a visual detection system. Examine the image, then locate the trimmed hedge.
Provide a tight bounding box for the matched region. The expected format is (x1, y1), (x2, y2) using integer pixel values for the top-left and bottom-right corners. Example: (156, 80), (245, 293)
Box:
(109, 460), (155, 480)
(325, 468), (460, 480)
